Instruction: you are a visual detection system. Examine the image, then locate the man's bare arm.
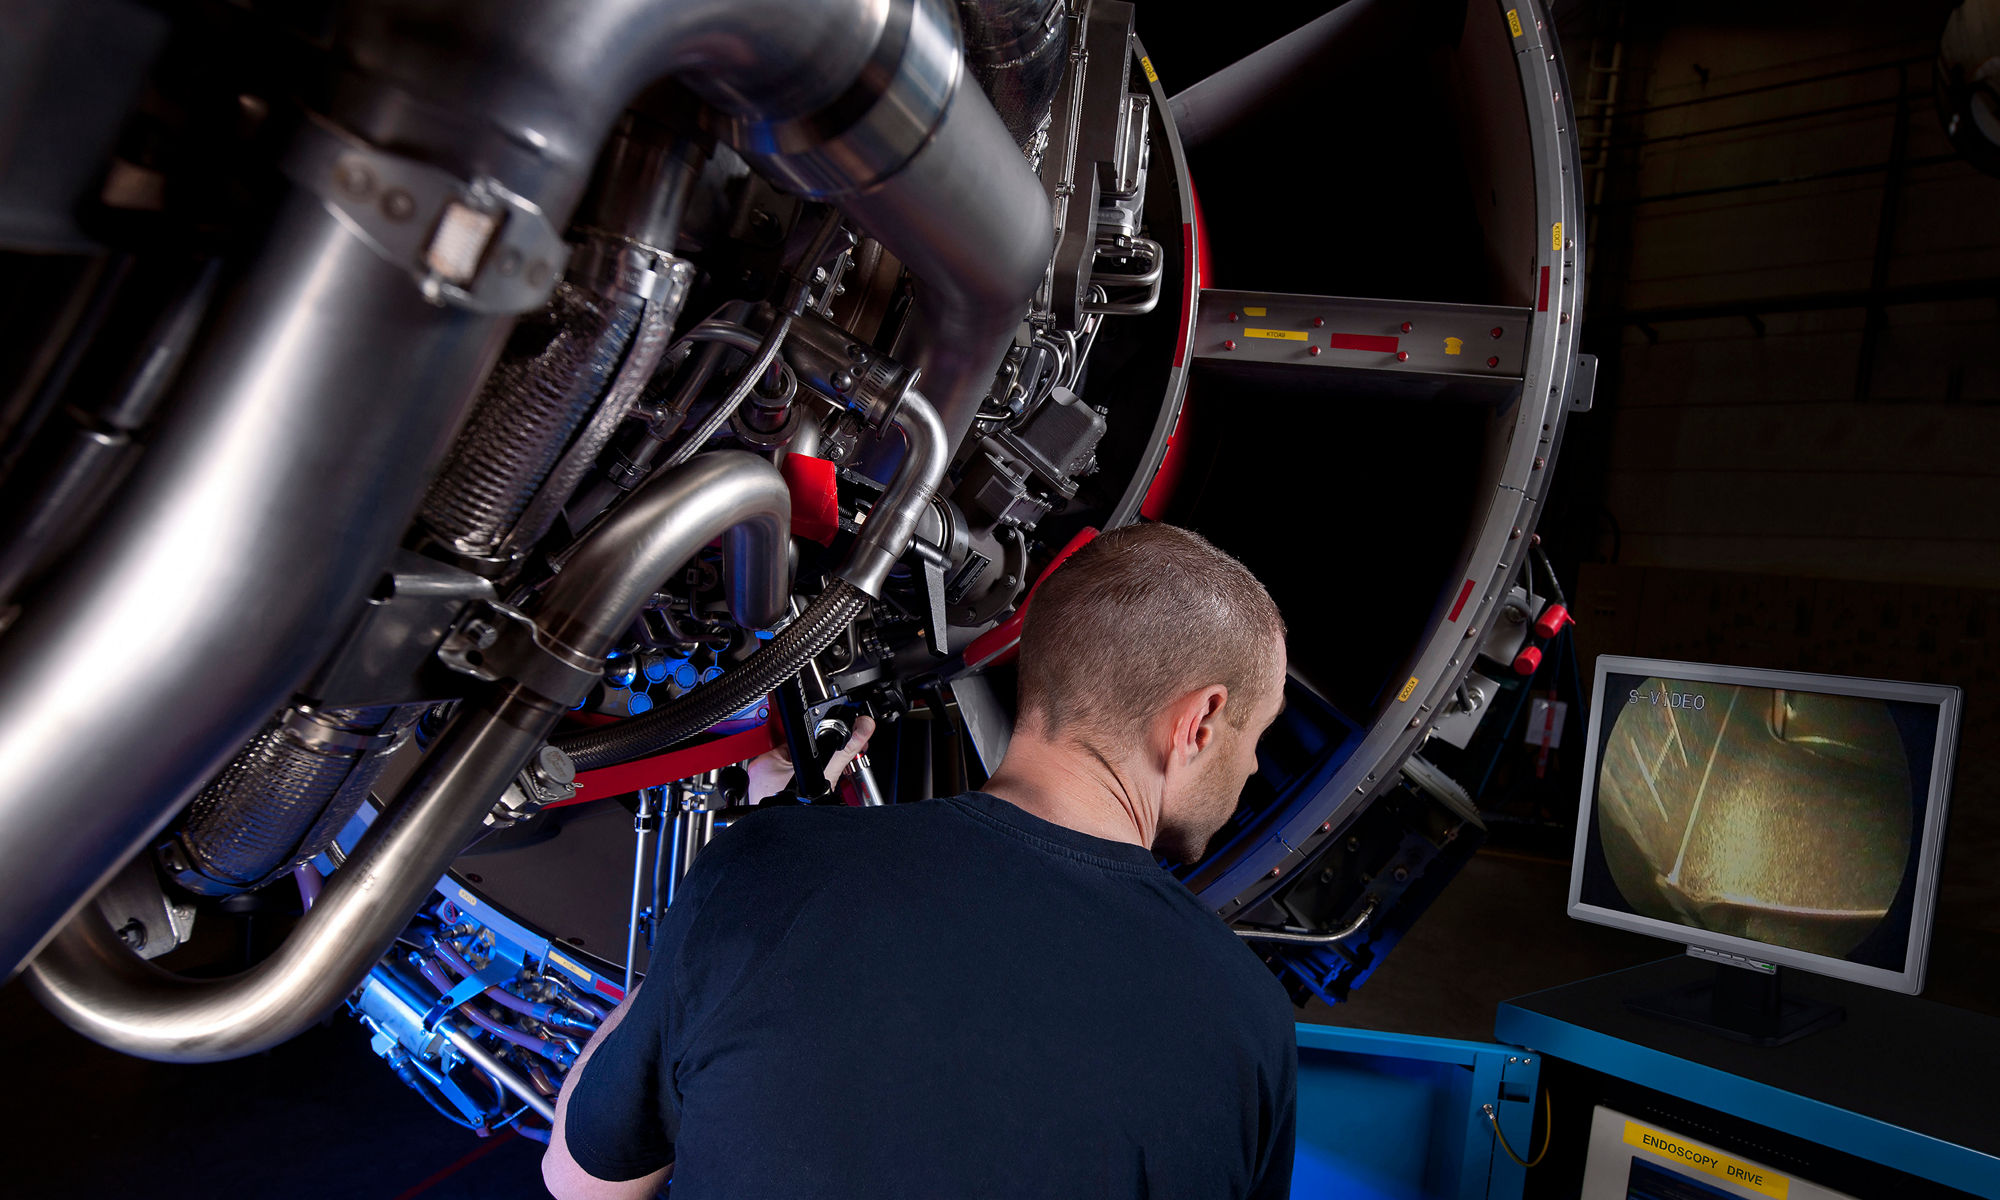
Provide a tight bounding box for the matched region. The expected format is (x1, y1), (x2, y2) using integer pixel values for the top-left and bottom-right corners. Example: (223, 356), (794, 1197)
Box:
(541, 987), (672, 1200)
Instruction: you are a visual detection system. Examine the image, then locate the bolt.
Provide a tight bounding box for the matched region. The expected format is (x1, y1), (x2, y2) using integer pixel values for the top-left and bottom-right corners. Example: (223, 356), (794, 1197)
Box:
(116, 920), (147, 950)
(333, 160), (375, 199)
(830, 369), (855, 392)
(1491, 326), (1504, 339)
(1269, 867), (1282, 878)
(1226, 312), (1239, 322)
(1396, 351), (1410, 362)
(1560, 311), (1571, 324)
(1488, 356), (1501, 368)
(1393, 866), (1410, 882)
(1347, 837), (1362, 852)
(1320, 822), (1332, 833)
(1533, 456), (1546, 470)
(1510, 527), (1522, 539)
(1308, 345), (1321, 357)
(1311, 317), (1325, 327)
(380, 188), (415, 221)
(1320, 869), (1334, 884)
(1222, 339), (1236, 351)
(1400, 321), (1412, 333)
(846, 343), (870, 363)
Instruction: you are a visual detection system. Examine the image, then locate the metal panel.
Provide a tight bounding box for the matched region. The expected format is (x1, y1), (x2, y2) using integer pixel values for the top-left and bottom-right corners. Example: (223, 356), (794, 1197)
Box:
(1295, 1023), (1542, 1200)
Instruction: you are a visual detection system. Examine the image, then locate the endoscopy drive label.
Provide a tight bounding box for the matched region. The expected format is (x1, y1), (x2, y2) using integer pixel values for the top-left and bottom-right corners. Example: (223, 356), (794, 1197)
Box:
(1623, 1121), (1789, 1198)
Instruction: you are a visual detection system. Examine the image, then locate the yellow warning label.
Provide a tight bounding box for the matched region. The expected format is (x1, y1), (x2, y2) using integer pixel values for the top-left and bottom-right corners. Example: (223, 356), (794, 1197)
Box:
(1507, 9), (1524, 37)
(1141, 56), (1158, 83)
(1444, 337), (1463, 355)
(1623, 1122), (1789, 1198)
(1242, 305), (1267, 316)
(1243, 327), (1307, 342)
(548, 950), (593, 984)
(1398, 676), (1420, 702)
(1552, 221), (1564, 253)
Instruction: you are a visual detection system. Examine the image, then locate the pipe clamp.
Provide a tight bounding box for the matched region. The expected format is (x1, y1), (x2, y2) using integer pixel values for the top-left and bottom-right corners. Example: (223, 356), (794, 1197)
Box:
(282, 114), (569, 315)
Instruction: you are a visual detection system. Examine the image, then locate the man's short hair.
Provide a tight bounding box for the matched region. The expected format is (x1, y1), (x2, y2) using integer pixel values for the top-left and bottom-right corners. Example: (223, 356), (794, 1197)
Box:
(1015, 523), (1285, 742)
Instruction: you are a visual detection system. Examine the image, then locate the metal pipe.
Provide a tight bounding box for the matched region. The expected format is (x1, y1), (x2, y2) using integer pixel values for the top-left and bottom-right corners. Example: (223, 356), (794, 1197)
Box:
(438, 1020), (558, 1123)
(0, 188), (514, 977)
(837, 389), (948, 596)
(623, 788), (658, 992)
(25, 455), (789, 1061)
(1232, 898), (1379, 946)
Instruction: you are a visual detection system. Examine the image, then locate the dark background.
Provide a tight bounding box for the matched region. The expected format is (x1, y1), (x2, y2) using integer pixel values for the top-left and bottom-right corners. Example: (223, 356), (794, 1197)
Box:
(8, 0), (2000, 1195)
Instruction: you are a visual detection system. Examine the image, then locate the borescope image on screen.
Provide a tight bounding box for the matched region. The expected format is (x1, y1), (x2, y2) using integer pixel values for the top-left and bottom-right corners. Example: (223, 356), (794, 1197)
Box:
(1588, 676), (1920, 962)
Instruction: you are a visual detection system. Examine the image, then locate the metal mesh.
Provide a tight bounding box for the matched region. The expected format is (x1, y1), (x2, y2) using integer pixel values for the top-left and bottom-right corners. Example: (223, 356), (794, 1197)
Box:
(175, 723), (363, 894)
(420, 281), (644, 558)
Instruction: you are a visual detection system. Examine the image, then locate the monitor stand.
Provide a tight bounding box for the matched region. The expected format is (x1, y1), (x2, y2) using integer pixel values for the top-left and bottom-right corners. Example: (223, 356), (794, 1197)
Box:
(1625, 961), (1845, 1047)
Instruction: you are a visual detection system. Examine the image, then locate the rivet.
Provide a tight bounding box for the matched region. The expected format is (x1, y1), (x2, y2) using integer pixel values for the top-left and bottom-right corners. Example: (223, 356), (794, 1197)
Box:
(1533, 456), (1546, 470)
(1227, 312), (1240, 322)
(1396, 351), (1410, 362)
(1311, 317), (1325, 328)
(1269, 867), (1282, 878)
(1510, 527), (1522, 539)
(1308, 345), (1322, 357)
(1487, 356), (1501, 368)
(1222, 339), (1236, 351)
(1400, 321), (1413, 333)
(380, 188), (415, 221)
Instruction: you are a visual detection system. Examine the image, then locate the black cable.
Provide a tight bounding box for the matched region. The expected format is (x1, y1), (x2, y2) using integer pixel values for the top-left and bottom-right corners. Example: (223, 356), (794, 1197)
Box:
(555, 582), (869, 771)
(1528, 541), (1567, 609)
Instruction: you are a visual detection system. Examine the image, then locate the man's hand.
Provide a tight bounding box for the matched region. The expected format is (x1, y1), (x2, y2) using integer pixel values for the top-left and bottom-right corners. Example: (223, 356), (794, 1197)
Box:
(744, 715), (876, 803)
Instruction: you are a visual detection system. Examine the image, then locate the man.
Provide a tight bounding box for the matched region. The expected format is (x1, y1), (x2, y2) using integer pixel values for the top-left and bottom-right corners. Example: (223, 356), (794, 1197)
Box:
(544, 523), (1297, 1199)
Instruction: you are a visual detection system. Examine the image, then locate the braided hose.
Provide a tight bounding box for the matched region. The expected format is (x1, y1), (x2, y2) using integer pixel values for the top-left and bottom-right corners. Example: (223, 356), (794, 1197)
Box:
(555, 581), (870, 771)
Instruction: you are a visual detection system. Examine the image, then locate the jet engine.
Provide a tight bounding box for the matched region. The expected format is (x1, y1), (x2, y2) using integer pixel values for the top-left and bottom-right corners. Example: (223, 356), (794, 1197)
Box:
(0, 0), (1585, 1144)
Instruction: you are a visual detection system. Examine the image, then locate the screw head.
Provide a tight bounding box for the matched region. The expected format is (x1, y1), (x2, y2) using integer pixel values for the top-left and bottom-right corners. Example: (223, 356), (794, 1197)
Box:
(1222, 339), (1236, 351)
(1308, 345), (1322, 357)
(1400, 321), (1412, 333)
(1268, 867), (1282, 878)
(1226, 312), (1239, 322)
(1488, 356), (1501, 368)
(1491, 326), (1504, 338)
(830, 370), (855, 392)
(1311, 317), (1325, 328)
(1395, 351), (1410, 362)
(380, 188), (415, 221)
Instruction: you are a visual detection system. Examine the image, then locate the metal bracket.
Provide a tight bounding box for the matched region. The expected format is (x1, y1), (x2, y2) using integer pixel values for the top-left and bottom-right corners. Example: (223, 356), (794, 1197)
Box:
(437, 602), (602, 709)
(1568, 352), (1599, 412)
(282, 113), (570, 315)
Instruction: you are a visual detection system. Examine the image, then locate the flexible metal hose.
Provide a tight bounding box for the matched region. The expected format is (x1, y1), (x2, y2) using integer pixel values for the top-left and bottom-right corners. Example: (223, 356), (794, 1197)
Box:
(557, 580), (869, 771)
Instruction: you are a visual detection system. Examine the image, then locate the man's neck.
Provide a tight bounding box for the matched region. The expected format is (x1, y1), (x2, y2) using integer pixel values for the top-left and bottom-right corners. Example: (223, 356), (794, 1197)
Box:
(981, 725), (1161, 851)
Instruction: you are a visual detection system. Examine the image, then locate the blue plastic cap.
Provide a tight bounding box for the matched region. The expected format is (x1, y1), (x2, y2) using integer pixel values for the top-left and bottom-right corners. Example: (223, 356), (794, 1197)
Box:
(628, 692), (653, 714)
(755, 629), (776, 641)
(674, 663), (700, 689)
(643, 659), (668, 684)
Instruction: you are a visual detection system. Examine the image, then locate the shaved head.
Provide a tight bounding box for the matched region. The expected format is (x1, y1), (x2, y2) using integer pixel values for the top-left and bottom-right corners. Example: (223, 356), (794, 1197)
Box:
(1015, 523), (1286, 750)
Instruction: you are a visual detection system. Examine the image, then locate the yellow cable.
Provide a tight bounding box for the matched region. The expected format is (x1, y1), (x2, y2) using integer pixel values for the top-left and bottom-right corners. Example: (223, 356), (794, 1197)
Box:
(1486, 1088), (1553, 1169)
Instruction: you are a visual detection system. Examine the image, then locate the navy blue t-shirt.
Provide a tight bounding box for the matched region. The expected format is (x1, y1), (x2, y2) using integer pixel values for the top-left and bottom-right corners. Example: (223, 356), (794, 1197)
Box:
(563, 792), (1297, 1199)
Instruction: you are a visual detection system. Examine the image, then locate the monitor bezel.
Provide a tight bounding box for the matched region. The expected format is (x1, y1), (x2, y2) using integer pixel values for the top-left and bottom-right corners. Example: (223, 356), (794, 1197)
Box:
(1568, 655), (1962, 995)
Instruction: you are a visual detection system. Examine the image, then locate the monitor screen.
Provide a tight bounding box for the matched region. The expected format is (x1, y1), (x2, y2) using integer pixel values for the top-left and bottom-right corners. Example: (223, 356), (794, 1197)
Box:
(1569, 657), (1961, 993)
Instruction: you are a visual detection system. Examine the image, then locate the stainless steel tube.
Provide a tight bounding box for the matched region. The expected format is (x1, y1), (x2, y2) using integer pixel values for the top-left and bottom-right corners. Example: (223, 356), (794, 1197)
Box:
(438, 1020), (559, 1123)
(25, 454), (789, 1060)
(838, 389), (949, 596)
(341, 0), (1049, 451)
(0, 190), (513, 976)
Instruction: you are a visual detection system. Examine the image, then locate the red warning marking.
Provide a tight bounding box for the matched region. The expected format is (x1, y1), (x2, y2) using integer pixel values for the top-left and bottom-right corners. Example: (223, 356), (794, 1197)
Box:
(1325, 333), (1400, 354)
(1537, 265), (1551, 312)
(593, 978), (626, 1002)
(1447, 578), (1477, 622)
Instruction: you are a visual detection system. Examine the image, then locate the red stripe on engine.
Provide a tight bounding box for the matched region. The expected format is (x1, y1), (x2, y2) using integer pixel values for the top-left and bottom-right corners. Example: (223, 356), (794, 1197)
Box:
(1325, 333), (1399, 354)
(1537, 265), (1550, 312)
(1447, 578), (1476, 622)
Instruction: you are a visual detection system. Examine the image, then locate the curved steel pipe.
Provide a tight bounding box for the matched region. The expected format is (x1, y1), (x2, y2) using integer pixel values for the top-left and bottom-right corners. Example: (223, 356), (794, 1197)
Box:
(838, 389), (949, 597)
(0, 190), (514, 977)
(0, 0), (1045, 976)
(25, 454), (788, 1061)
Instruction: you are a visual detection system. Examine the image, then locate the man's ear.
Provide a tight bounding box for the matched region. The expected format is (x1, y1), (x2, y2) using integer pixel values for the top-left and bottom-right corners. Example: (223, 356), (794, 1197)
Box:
(1166, 684), (1229, 766)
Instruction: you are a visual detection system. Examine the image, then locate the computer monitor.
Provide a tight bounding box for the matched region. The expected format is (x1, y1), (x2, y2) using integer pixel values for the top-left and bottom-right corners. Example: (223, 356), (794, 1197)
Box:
(1570, 657), (1960, 1010)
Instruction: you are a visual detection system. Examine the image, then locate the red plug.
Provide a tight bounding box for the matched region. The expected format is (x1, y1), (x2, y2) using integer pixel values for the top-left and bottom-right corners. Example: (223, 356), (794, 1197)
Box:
(1533, 602), (1572, 641)
(1513, 645), (1543, 677)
